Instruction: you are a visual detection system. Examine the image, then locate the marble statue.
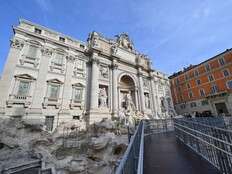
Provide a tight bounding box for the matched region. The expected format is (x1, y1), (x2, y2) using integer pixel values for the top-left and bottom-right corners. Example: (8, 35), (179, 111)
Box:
(99, 88), (107, 108)
(145, 94), (150, 108)
(125, 92), (135, 111)
(100, 66), (108, 78)
(115, 33), (134, 51)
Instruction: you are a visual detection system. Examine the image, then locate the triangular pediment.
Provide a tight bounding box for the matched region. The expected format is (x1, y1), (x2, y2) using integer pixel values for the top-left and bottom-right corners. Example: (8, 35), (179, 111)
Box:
(14, 74), (36, 80)
(72, 83), (85, 87)
(47, 78), (63, 84)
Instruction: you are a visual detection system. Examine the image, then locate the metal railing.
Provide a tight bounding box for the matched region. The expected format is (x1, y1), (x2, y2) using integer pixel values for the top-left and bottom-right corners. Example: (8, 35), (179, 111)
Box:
(1, 160), (52, 174)
(174, 118), (232, 174)
(144, 118), (174, 135)
(115, 120), (144, 174)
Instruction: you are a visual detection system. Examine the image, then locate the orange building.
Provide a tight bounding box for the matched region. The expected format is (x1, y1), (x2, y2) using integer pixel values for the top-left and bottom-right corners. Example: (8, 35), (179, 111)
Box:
(169, 49), (232, 116)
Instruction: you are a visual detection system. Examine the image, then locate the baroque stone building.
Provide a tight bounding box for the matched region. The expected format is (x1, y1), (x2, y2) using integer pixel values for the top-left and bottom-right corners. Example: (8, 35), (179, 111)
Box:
(0, 19), (174, 130)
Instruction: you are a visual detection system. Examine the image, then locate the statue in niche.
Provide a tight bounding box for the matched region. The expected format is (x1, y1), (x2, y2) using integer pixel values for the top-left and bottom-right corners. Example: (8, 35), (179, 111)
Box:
(145, 93), (150, 108)
(124, 91), (135, 112)
(115, 33), (134, 51)
(160, 97), (167, 113)
(100, 66), (108, 78)
(99, 87), (107, 108)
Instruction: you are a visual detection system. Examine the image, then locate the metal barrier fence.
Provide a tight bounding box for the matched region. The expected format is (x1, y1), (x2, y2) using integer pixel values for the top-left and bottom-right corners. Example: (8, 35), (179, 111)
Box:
(1, 160), (52, 174)
(174, 118), (232, 174)
(144, 118), (174, 135)
(115, 121), (144, 174)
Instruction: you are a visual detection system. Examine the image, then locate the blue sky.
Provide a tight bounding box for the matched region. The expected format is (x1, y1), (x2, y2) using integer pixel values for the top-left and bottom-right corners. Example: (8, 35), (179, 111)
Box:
(1, 0), (232, 75)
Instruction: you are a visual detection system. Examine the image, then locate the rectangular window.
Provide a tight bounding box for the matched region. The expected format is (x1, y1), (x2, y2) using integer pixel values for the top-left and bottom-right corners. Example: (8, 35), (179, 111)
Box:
(48, 84), (59, 99)
(73, 115), (80, 120)
(205, 64), (211, 72)
(196, 79), (201, 85)
(211, 85), (218, 94)
(53, 53), (63, 66)
(27, 45), (38, 59)
(45, 116), (54, 131)
(59, 37), (65, 42)
(189, 91), (193, 98)
(75, 59), (84, 70)
(227, 80), (232, 89)
(223, 69), (229, 77)
(73, 88), (83, 101)
(17, 81), (30, 96)
(208, 75), (214, 82)
(194, 70), (199, 77)
(201, 100), (209, 106)
(34, 28), (41, 34)
(185, 74), (188, 80)
(175, 78), (179, 85)
(199, 89), (205, 97)
(180, 104), (186, 109)
(219, 57), (225, 66)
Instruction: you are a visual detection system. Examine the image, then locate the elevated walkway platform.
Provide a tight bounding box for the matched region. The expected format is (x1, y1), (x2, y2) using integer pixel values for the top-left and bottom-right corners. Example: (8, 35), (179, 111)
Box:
(144, 132), (221, 174)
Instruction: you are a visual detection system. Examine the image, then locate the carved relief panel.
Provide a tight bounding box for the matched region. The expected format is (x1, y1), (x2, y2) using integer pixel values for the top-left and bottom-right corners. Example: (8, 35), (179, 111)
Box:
(99, 65), (109, 79)
(73, 58), (86, 78)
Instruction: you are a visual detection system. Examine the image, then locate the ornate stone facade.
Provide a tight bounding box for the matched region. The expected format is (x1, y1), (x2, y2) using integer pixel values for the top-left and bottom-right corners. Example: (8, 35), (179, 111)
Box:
(0, 19), (175, 130)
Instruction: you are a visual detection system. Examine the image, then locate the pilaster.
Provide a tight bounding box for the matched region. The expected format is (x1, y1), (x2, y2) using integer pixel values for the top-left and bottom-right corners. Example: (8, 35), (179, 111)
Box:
(138, 68), (145, 113)
(111, 60), (118, 117)
(0, 39), (24, 111)
(89, 53), (99, 110)
(30, 47), (52, 116)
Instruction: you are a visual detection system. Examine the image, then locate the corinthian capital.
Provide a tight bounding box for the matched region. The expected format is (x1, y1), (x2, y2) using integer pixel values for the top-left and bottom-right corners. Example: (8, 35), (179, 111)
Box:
(66, 55), (76, 63)
(91, 57), (100, 65)
(41, 47), (53, 57)
(10, 39), (24, 50)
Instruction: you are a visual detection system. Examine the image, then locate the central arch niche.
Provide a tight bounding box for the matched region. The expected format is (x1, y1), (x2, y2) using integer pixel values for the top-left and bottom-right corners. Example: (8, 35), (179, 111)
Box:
(118, 74), (137, 110)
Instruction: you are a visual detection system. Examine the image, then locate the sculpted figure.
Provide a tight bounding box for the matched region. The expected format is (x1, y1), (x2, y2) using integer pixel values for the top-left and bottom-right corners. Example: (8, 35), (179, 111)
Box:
(100, 66), (108, 78)
(125, 92), (135, 112)
(99, 88), (107, 108)
(115, 33), (134, 51)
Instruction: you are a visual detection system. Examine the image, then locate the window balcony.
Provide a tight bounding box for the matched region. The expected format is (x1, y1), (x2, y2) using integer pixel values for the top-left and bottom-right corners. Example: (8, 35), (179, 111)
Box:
(70, 99), (84, 109)
(7, 94), (32, 107)
(50, 62), (65, 73)
(43, 97), (62, 109)
(20, 55), (39, 68)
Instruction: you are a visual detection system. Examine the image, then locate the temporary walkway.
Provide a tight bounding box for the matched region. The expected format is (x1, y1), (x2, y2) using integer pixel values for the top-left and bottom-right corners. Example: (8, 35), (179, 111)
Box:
(144, 132), (221, 174)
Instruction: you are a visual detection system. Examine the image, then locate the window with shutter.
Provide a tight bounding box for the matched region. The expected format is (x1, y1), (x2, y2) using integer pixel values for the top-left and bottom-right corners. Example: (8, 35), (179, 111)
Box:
(73, 88), (83, 101)
(27, 45), (38, 59)
(17, 81), (30, 96)
(48, 84), (59, 99)
(53, 53), (63, 66)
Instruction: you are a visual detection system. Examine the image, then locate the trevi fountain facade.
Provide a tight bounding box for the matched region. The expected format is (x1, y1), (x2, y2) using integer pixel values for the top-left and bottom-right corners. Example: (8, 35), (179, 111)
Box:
(0, 19), (175, 131)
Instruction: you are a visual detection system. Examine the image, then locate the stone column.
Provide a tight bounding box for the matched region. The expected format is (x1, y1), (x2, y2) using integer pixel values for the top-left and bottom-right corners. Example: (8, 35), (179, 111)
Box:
(150, 77), (157, 118)
(31, 49), (50, 100)
(138, 68), (145, 113)
(154, 80), (161, 118)
(135, 88), (139, 111)
(111, 61), (118, 117)
(89, 54), (99, 110)
(56, 55), (75, 123)
(61, 56), (75, 108)
(30, 47), (52, 115)
(0, 39), (24, 111)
